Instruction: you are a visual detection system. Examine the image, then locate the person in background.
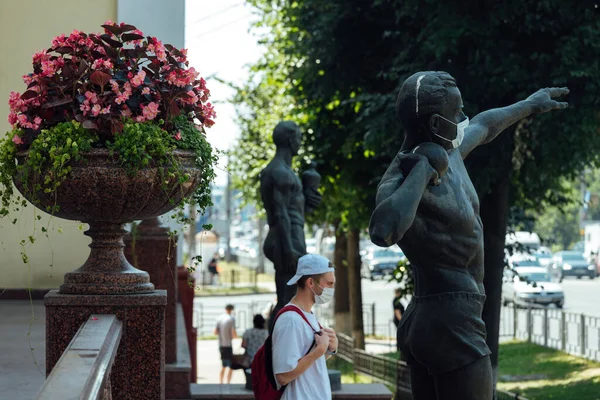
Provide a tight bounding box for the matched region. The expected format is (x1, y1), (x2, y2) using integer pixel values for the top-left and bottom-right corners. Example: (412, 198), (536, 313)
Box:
(208, 252), (219, 285)
(242, 314), (269, 362)
(214, 304), (237, 383)
(393, 288), (405, 353)
(262, 297), (277, 329)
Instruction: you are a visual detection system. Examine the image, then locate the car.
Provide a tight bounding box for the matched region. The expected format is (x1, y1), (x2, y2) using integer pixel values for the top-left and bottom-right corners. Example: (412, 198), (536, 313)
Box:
(550, 251), (597, 281)
(509, 254), (542, 269)
(361, 247), (405, 280)
(305, 237), (317, 254)
(502, 266), (564, 308)
(533, 251), (553, 268)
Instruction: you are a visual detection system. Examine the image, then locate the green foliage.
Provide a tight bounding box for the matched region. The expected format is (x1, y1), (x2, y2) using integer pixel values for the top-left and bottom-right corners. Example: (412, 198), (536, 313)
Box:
(0, 121), (97, 215)
(531, 181), (581, 251)
(240, 0), (600, 229)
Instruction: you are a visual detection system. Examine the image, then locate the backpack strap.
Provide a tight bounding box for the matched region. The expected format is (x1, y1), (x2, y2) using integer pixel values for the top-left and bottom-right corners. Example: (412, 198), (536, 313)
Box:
(275, 304), (320, 332)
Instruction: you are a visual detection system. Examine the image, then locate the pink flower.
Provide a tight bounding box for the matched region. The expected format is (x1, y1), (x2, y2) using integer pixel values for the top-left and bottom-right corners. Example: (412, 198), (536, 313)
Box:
(84, 91), (99, 104)
(135, 115), (146, 123)
(101, 105), (111, 115)
(121, 107), (132, 118)
(80, 103), (91, 116)
(9, 91), (24, 110)
(32, 50), (50, 65)
(130, 70), (146, 87)
(8, 112), (18, 126)
(12, 135), (23, 145)
(40, 58), (63, 77)
(141, 101), (160, 120)
(141, 87), (151, 95)
(34, 116), (42, 126)
(173, 131), (182, 141)
(91, 104), (102, 117)
(188, 67), (200, 80)
(110, 80), (120, 93)
(17, 114), (28, 126)
(22, 74), (35, 85)
(92, 59), (113, 70)
(51, 34), (67, 49)
(182, 90), (199, 105)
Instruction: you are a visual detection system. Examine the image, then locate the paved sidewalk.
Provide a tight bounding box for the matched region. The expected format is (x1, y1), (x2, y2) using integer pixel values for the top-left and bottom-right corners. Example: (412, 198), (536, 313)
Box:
(0, 300), (46, 400)
(196, 338), (248, 384)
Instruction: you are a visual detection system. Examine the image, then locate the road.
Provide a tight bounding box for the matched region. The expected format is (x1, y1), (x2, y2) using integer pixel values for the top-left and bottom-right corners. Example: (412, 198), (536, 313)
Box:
(192, 275), (600, 338)
(359, 275), (600, 337)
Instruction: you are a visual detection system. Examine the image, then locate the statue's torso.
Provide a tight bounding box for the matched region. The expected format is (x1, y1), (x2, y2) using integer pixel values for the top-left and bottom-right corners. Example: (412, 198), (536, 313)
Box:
(399, 149), (484, 294)
(260, 160), (306, 253)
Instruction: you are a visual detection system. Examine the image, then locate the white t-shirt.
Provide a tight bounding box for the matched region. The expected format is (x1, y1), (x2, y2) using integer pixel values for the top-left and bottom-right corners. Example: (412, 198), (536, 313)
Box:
(272, 304), (331, 400)
(215, 313), (235, 347)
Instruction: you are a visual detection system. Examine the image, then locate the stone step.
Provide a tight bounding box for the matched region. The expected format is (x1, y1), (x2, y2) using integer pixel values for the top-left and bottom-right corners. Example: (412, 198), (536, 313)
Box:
(189, 383), (393, 399)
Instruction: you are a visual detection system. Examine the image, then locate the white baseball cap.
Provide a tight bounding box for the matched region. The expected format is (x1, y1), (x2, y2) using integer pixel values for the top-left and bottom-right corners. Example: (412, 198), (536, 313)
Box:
(287, 254), (335, 285)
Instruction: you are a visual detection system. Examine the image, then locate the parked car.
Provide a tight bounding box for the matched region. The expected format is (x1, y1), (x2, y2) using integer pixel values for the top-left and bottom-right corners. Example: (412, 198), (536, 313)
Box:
(508, 254), (542, 269)
(533, 251), (553, 268)
(305, 237), (317, 254)
(361, 247), (405, 280)
(550, 251), (597, 281)
(502, 266), (564, 308)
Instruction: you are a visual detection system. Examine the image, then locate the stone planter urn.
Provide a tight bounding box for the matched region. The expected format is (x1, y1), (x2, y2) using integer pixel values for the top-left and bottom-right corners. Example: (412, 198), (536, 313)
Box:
(14, 148), (202, 295)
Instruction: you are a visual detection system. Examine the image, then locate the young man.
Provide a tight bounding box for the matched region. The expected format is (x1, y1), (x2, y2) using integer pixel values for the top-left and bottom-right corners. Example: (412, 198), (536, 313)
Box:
(214, 304), (237, 383)
(392, 288), (405, 353)
(272, 254), (338, 400)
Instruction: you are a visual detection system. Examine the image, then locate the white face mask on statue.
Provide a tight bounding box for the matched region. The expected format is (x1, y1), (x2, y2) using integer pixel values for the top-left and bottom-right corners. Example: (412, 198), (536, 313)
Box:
(311, 282), (335, 305)
(434, 115), (469, 149)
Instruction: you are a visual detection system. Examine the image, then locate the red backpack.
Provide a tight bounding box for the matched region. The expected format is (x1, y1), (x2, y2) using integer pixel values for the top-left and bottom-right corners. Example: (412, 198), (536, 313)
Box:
(251, 304), (322, 400)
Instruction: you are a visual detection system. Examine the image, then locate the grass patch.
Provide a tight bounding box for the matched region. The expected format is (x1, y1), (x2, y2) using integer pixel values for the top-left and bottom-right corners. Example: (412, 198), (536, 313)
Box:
(365, 334), (395, 341)
(197, 335), (218, 340)
(195, 285), (274, 296)
(327, 357), (374, 384)
(497, 340), (600, 399)
(214, 262), (274, 284)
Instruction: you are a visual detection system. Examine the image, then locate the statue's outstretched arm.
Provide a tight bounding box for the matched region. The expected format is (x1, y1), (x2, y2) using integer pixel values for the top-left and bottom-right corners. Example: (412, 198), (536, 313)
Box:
(459, 87), (569, 159)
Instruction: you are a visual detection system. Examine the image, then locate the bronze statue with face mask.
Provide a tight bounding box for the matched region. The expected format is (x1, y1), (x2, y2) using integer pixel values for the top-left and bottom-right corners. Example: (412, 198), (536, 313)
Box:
(260, 121), (322, 325)
(369, 71), (568, 400)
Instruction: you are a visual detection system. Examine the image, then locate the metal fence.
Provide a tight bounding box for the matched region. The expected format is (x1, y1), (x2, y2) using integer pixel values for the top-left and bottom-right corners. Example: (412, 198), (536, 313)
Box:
(359, 301), (600, 364)
(337, 333), (526, 400)
(499, 304), (600, 363)
(192, 300), (333, 336)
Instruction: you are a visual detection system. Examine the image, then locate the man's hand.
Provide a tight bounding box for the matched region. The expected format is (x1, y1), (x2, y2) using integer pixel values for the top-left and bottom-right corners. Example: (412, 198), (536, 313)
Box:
(322, 327), (338, 352)
(526, 87), (569, 114)
(314, 331), (330, 355)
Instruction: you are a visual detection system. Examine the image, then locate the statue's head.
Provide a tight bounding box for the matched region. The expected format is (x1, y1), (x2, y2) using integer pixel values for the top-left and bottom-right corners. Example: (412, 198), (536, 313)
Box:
(395, 71), (468, 150)
(273, 121), (302, 155)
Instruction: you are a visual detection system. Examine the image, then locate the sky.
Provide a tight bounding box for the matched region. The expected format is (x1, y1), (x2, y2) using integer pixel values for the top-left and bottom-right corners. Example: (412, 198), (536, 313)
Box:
(185, 0), (264, 186)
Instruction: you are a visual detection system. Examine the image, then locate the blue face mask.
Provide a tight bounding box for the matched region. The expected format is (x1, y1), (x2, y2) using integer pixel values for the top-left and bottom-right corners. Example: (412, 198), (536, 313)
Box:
(434, 115), (469, 149)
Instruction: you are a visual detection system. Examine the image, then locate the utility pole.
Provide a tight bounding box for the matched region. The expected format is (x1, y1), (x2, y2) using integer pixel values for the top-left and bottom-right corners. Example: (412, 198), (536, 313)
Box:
(257, 216), (265, 274)
(225, 155), (233, 262)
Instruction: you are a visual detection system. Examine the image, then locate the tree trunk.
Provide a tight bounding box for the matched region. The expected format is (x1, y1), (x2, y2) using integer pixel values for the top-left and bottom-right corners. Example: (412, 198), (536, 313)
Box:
(334, 226), (351, 335)
(480, 175), (510, 395)
(347, 228), (365, 349)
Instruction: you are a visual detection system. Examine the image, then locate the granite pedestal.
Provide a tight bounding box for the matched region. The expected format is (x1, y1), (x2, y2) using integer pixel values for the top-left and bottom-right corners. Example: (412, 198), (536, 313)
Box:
(45, 290), (166, 400)
(124, 218), (193, 399)
(124, 218), (178, 364)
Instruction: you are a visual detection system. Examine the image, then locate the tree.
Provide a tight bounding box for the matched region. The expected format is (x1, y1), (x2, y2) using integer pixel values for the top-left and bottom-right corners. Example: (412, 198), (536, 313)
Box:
(236, 0), (600, 373)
